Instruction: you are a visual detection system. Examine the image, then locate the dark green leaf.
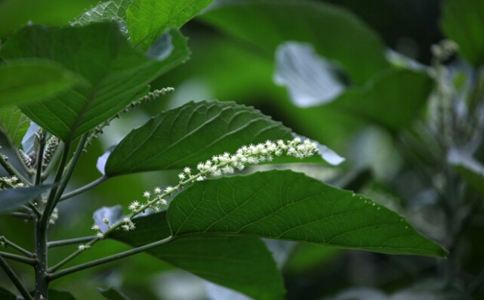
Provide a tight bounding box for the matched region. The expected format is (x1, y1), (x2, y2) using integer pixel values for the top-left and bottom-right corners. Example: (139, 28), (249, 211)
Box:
(168, 170), (447, 257)
(112, 213), (285, 300)
(0, 106), (30, 147)
(104, 101), (294, 176)
(448, 150), (484, 197)
(0, 23), (189, 142)
(127, 0), (215, 50)
(0, 59), (78, 108)
(0, 0), (98, 36)
(201, 0), (389, 85)
(441, 0), (484, 66)
(0, 185), (52, 214)
(325, 69), (432, 130)
(0, 286), (16, 300)
(99, 287), (130, 300)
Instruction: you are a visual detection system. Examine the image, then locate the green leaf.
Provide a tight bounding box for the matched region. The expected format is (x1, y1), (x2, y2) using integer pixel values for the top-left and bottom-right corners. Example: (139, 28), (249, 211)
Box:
(448, 150), (484, 197)
(325, 69), (432, 130)
(72, 0), (133, 26)
(0, 59), (78, 108)
(0, 286), (16, 300)
(0, 0), (98, 36)
(441, 0), (484, 66)
(127, 0), (215, 50)
(99, 287), (130, 300)
(111, 213), (285, 300)
(0, 23), (189, 142)
(104, 101), (294, 176)
(0, 185), (52, 214)
(0, 106), (30, 147)
(200, 0), (389, 85)
(168, 170), (447, 257)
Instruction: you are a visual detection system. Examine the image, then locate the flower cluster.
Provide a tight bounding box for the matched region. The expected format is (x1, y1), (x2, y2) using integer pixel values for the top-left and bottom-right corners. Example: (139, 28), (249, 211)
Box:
(0, 176), (25, 190)
(120, 138), (318, 231)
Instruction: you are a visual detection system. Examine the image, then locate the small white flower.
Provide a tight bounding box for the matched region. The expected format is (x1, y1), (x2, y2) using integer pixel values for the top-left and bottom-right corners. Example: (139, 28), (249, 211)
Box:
(143, 191), (151, 198)
(96, 232), (104, 239)
(103, 218), (110, 225)
(91, 225), (100, 231)
(78, 244), (90, 251)
(178, 173), (186, 180)
(154, 187), (162, 194)
(128, 201), (140, 211)
(184, 167), (191, 174)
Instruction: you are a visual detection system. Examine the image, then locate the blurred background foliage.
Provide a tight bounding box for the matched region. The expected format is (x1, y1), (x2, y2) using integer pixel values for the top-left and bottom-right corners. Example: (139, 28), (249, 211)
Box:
(1, 0), (484, 299)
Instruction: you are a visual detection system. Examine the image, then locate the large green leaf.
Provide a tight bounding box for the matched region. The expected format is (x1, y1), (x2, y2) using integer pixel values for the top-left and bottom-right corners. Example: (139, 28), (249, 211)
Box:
(0, 59), (78, 107)
(0, 23), (189, 142)
(448, 150), (484, 197)
(0, 106), (30, 147)
(0, 185), (52, 214)
(127, 0), (215, 50)
(200, 0), (389, 85)
(441, 0), (484, 66)
(325, 69), (433, 130)
(104, 101), (294, 176)
(0, 0), (98, 36)
(168, 170), (447, 257)
(112, 213), (285, 300)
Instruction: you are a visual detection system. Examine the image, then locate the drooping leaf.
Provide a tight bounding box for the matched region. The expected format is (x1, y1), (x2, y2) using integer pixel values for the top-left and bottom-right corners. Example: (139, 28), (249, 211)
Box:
(111, 213), (285, 300)
(127, 0), (215, 50)
(103, 101), (332, 177)
(200, 0), (389, 85)
(72, 0), (133, 27)
(168, 170), (447, 257)
(324, 69), (432, 130)
(99, 287), (130, 300)
(0, 23), (189, 142)
(0, 106), (30, 147)
(441, 0), (484, 66)
(0, 59), (78, 107)
(448, 149), (484, 197)
(0, 0), (98, 36)
(0, 185), (52, 214)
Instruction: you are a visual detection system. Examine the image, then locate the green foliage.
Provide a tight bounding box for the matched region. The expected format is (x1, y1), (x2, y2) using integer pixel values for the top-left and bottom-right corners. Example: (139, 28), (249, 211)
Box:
(1, 0), (482, 299)
(127, 0), (215, 51)
(169, 170), (446, 257)
(0, 23), (189, 142)
(0, 59), (78, 108)
(112, 213), (284, 300)
(104, 101), (293, 176)
(0, 0), (98, 36)
(201, 0), (389, 85)
(441, 0), (484, 66)
(0, 106), (30, 147)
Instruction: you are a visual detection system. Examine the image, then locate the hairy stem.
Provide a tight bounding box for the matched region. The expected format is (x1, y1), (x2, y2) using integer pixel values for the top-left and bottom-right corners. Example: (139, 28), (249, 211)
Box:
(0, 254), (33, 300)
(48, 236), (173, 281)
(59, 176), (107, 202)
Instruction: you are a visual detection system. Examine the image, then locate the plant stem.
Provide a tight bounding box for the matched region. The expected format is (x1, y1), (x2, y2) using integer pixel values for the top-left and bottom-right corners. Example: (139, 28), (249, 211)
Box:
(0, 236), (34, 257)
(34, 221), (49, 300)
(41, 143), (64, 181)
(53, 134), (88, 201)
(59, 176), (107, 202)
(0, 254), (33, 300)
(47, 236), (96, 248)
(40, 142), (72, 226)
(0, 152), (31, 186)
(0, 251), (35, 265)
(48, 236), (173, 281)
(34, 133), (46, 186)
